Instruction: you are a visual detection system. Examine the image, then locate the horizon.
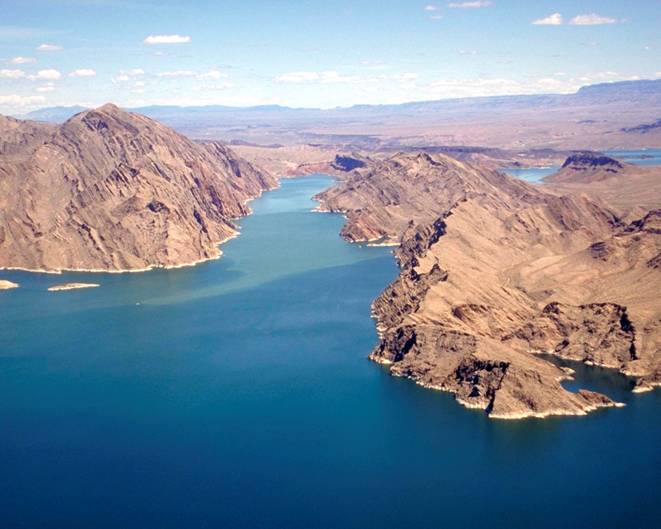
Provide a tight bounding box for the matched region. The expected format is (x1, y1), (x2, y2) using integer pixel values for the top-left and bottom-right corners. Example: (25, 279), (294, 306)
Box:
(12, 77), (661, 117)
(1, 0), (660, 114)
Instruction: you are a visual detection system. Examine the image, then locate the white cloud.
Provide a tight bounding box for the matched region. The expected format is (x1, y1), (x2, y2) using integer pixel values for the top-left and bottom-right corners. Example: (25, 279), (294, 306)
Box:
(36, 43), (62, 52)
(424, 4), (439, 11)
(9, 56), (35, 64)
(112, 69), (144, 83)
(0, 94), (46, 106)
(157, 70), (195, 78)
(0, 69), (26, 79)
(29, 69), (61, 80)
(69, 69), (96, 77)
(197, 69), (228, 80)
(134, 80), (146, 87)
(143, 34), (191, 45)
(532, 13), (563, 25)
(275, 71), (320, 83)
(275, 70), (358, 83)
(36, 83), (55, 93)
(194, 82), (233, 92)
(569, 13), (617, 25)
(448, 1), (491, 8)
(381, 73), (418, 82)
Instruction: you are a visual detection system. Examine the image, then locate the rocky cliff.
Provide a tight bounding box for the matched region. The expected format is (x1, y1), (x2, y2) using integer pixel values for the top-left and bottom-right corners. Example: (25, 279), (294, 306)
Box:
(318, 152), (661, 418)
(0, 104), (276, 271)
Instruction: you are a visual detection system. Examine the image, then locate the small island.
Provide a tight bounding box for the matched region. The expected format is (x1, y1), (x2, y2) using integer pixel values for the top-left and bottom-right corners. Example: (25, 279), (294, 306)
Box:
(48, 283), (100, 292)
(0, 280), (19, 290)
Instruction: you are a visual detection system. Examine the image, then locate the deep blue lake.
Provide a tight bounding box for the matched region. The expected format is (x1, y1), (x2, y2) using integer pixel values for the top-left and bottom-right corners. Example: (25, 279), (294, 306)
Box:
(1, 175), (659, 529)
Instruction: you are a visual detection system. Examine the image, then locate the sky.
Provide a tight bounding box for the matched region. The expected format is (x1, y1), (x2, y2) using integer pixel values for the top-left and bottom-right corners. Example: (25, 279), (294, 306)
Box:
(0, 0), (660, 114)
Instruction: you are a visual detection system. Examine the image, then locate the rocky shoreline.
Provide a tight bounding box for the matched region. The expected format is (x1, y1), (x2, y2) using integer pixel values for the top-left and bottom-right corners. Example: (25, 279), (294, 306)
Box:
(318, 152), (660, 419)
(0, 105), (276, 273)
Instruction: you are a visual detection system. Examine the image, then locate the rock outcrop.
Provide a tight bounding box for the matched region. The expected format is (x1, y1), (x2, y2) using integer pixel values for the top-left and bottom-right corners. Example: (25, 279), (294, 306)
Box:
(543, 153), (661, 213)
(0, 104), (276, 271)
(318, 152), (661, 418)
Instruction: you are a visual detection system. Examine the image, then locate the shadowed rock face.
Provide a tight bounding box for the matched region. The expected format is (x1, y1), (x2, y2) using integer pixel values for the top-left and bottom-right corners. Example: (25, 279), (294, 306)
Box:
(560, 152), (624, 170)
(318, 151), (661, 418)
(331, 154), (366, 172)
(0, 104), (277, 271)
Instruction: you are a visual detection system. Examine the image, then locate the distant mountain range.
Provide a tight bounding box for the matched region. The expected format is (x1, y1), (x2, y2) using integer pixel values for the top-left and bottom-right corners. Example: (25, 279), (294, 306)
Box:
(17, 79), (661, 122)
(12, 79), (661, 150)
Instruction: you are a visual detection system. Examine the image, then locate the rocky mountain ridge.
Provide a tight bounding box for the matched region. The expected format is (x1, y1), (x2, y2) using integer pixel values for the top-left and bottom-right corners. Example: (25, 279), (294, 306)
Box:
(317, 152), (660, 418)
(0, 104), (276, 272)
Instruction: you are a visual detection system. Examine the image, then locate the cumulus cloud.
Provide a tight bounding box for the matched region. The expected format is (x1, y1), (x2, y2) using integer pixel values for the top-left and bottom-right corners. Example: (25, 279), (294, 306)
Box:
(569, 13), (618, 25)
(157, 70), (195, 78)
(196, 69), (228, 80)
(448, 1), (491, 8)
(0, 69), (26, 79)
(275, 71), (358, 83)
(36, 83), (55, 93)
(69, 69), (96, 77)
(29, 69), (61, 80)
(532, 13), (563, 25)
(143, 34), (191, 45)
(9, 56), (35, 64)
(0, 94), (46, 106)
(36, 43), (62, 52)
(113, 68), (144, 83)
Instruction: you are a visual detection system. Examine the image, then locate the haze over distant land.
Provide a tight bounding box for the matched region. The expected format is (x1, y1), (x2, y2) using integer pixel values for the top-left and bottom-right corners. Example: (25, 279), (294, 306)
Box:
(19, 80), (661, 150)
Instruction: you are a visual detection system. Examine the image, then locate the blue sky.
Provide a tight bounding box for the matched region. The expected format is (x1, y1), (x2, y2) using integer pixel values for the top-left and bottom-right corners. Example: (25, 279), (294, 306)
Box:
(0, 0), (659, 113)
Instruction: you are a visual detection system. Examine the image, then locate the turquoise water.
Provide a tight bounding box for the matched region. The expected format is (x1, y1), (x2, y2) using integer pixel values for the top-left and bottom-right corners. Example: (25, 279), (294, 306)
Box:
(503, 166), (557, 183)
(506, 148), (661, 183)
(1, 175), (659, 529)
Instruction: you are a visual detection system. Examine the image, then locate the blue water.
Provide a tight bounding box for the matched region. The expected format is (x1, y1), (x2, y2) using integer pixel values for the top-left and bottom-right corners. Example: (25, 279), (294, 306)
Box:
(506, 148), (661, 183)
(504, 166), (558, 183)
(606, 148), (661, 167)
(1, 175), (659, 529)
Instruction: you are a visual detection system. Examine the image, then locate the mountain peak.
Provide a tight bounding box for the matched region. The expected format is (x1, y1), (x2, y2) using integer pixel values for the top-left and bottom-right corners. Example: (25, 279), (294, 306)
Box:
(96, 103), (122, 114)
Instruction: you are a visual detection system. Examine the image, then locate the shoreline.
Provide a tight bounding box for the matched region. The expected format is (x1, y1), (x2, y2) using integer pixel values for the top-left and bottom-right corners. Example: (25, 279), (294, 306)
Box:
(0, 189), (277, 276)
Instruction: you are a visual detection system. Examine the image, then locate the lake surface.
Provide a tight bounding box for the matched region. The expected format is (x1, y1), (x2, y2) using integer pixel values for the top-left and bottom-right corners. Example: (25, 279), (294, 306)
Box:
(1, 175), (659, 529)
(505, 148), (661, 183)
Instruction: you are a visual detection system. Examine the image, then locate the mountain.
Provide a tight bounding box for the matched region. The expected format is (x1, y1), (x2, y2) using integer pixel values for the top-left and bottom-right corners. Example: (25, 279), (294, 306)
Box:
(543, 152), (661, 213)
(316, 152), (661, 417)
(0, 104), (276, 272)
(16, 80), (661, 150)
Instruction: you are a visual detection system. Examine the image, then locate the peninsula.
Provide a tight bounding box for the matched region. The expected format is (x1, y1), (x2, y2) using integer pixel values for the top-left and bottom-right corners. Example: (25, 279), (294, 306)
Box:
(317, 152), (661, 418)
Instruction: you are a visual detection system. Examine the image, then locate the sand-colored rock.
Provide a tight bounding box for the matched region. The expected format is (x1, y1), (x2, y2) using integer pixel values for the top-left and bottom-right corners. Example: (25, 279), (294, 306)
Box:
(47, 283), (99, 292)
(0, 279), (19, 290)
(0, 104), (277, 272)
(318, 152), (660, 418)
(543, 151), (661, 215)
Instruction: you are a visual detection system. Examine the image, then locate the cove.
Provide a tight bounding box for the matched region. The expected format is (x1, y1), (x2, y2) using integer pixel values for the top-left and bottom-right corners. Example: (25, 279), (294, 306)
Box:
(0, 175), (659, 529)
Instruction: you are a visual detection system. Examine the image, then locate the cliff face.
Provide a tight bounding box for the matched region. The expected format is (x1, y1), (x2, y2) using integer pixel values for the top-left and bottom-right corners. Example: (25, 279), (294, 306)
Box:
(0, 104), (276, 271)
(318, 152), (661, 418)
